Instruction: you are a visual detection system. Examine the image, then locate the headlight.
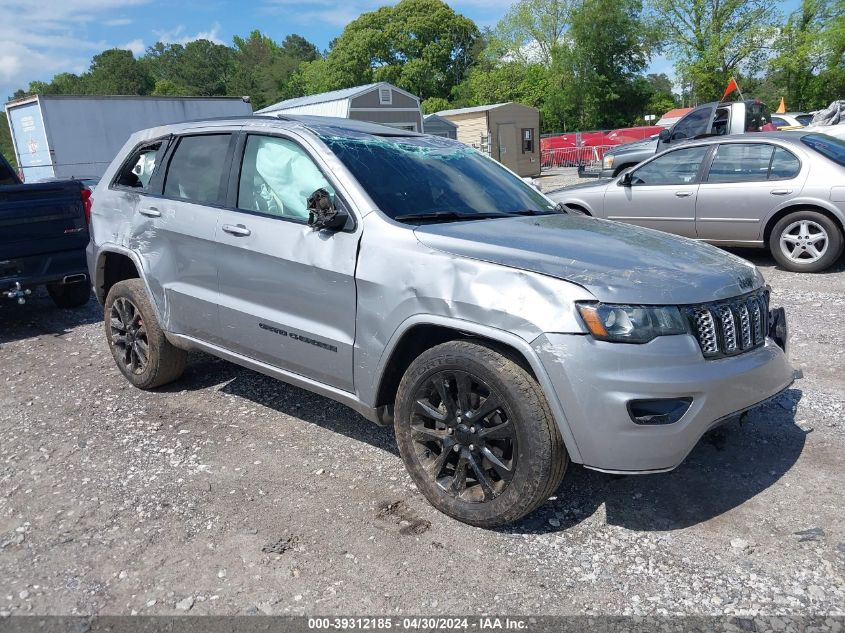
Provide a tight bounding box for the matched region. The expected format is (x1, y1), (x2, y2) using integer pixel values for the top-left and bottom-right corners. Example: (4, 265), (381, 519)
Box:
(602, 155), (615, 169)
(576, 302), (688, 343)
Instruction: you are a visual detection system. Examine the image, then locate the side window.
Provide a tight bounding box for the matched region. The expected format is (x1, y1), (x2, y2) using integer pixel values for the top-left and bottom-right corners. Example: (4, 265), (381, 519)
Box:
(707, 143), (774, 183)
(114, 141), (164, 190)
(521, 128), (534, 153)
(163, 134), (231, 205)
(671, 108), (712, 140)
(237, 135), (333, 221)
(769, 147), (801, 179)
(771, 116), (788, 128)
(631, 146), (710, 186)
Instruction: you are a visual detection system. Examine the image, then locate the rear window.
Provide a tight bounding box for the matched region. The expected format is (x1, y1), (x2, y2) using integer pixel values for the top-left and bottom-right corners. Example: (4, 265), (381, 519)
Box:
(801, 133), (845, 167)
(163, 134), (232, 205)
(796, 114), (813, 126)
(744, 102), (773, 132)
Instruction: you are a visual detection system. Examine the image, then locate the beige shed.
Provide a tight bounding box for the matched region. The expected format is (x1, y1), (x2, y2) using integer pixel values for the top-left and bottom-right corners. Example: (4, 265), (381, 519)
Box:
(435, 103), (541, 177)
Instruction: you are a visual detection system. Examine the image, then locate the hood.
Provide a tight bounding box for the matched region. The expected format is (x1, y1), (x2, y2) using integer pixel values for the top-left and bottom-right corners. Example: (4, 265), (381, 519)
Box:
(414, 215), (763, 305)
(607, 138), (658, 155)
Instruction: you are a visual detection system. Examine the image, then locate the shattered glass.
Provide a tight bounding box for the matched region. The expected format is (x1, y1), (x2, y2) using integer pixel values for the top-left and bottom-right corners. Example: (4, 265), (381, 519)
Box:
(317, 130), (557, 221)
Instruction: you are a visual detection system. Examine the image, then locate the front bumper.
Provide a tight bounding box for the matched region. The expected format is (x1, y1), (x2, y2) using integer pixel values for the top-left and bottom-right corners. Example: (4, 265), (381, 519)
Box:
(533, 332), (795, 473)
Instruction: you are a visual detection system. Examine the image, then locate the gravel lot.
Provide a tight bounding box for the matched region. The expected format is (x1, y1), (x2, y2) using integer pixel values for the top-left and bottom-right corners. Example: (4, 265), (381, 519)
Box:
(0, 247), (843, 619)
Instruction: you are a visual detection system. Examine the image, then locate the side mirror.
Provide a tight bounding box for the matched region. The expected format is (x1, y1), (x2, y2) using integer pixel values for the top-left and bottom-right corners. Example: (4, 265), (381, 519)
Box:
(619, 170), (633, 187)
(658, 129), (671, 142)
(307, 188), (348, 231)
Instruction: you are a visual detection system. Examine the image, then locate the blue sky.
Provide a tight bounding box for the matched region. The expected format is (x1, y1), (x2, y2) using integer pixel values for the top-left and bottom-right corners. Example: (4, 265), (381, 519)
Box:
(1, 0), (802, 102)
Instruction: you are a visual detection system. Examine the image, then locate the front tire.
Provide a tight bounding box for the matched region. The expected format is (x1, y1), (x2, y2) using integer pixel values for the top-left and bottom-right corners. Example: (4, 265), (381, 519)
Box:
(770, 210), (843, 272)
(394, 341), (568, 528)
(47, 280), (91, 309)
(104, 279), (186, 389)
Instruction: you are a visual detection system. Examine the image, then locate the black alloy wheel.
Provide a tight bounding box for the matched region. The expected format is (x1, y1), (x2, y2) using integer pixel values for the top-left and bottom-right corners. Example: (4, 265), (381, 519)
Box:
(410, 369), (517, 503)
(110, 297), (149, 375)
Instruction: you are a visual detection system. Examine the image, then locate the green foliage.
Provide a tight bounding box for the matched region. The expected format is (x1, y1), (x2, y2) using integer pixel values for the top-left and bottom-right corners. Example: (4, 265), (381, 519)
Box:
(650, 0), (778, 102)
(13, 31), (321, 110)
(296, 0), (480, 100)
(421, 97), (451, 114)
(0, 113), (16, 167)
(489, 0), (574, 64)
(87, 49), (154, 95)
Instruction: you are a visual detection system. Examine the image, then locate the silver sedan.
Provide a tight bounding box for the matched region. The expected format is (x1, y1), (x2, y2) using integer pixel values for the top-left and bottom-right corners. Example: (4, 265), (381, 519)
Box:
(549, 132), (845, 272)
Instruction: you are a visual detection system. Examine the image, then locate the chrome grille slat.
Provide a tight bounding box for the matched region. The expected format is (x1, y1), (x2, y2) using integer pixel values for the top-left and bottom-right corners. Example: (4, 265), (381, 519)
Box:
(718, 304), (737, 353)
(738, 303), (752, 349)
(686, 290), (769, 359)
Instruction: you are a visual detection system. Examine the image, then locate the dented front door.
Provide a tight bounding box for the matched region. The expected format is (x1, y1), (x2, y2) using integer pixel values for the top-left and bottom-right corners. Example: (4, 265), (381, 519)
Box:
(215, 132), (359, 392)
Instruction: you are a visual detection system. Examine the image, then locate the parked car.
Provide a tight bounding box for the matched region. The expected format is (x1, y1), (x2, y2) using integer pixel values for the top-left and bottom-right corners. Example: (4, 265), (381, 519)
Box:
(88, 116), (795, 527)
(549, 132), (845, 272)
(771, 113), (812, 129)
(0, 151), (92, 308)
(595, 100), (777, 178)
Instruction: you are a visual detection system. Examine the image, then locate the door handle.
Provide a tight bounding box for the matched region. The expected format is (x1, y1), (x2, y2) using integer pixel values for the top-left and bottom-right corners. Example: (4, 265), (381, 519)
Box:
(675, 191), (693, 198)
(222, 223), (251, 237)
(139, 207), (161, 217)
(770, 189), (792, 195)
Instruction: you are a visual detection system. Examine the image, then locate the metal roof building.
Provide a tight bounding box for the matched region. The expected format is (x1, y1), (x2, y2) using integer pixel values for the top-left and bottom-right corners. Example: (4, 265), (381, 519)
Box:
(423, 114), (457, 139)
(256, 82), (423, 132)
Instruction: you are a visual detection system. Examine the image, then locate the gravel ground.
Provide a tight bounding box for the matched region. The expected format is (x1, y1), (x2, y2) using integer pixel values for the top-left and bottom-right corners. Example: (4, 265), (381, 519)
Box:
(0, 250), (843, 619)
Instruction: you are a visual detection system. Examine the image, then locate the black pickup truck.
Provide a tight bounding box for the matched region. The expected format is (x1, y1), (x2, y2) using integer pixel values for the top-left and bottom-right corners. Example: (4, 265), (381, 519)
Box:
(0, 152), (92, 308)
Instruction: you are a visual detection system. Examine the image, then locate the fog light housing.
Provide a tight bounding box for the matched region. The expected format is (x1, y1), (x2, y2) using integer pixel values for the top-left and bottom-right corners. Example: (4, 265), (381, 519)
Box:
(627, 398), (692, 425)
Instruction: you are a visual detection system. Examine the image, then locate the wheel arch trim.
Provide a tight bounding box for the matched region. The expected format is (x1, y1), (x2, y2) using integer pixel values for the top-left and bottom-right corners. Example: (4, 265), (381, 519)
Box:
(371, 314), (585, 464)
(761, 200), (845, 243)
(93, 244), (163, 324)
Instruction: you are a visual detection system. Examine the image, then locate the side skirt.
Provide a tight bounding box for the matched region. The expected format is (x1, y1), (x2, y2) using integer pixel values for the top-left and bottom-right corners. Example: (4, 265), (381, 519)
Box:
(165, 333), (382, 425)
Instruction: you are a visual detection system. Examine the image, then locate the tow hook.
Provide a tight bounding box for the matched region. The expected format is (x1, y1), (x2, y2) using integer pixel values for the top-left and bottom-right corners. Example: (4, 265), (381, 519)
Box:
(4, 282), (32, 305)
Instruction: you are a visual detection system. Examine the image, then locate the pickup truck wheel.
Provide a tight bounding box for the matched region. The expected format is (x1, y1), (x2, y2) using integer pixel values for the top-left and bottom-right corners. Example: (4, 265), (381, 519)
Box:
(104, 279), (186, 389)
(47, 280), (91, 309)
(395, 341), (568, 528)
(770, 211), (843, 273)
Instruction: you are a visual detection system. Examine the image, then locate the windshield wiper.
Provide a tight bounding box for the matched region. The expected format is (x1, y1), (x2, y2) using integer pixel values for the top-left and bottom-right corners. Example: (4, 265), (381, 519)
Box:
(394, 211), (512, 223)
(509, 209), (559, 216)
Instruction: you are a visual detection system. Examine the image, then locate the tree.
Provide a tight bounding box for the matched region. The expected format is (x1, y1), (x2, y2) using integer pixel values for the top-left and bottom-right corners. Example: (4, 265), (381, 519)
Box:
(229, 31), (321, 109)
(87, 49), (153, 95)
(562, 0), (656, 128)
(171, 40), (235, 96)
(766, 0), (830, 111)
(281, 34), (320, 62)
(421, 97), (451, 114)
(298, 0), (480, 100)
(490, 0), (574, 65)
(649, 0), (778, 102)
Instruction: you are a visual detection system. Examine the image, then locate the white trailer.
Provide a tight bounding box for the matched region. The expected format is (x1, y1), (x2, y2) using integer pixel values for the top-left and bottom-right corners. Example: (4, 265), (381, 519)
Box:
(5, 95), (253, 182)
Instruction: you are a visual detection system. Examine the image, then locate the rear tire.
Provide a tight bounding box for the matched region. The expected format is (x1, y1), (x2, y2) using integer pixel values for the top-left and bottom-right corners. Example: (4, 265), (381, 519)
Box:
(47, 280), (91, 309)
(770, 210), (843, 273)
(104, 279), (186, 389)
(394, 340), (568, 528)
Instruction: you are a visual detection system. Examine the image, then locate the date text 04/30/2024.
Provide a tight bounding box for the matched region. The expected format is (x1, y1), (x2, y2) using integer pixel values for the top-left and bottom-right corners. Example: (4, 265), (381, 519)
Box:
(307, 617), (528, 630)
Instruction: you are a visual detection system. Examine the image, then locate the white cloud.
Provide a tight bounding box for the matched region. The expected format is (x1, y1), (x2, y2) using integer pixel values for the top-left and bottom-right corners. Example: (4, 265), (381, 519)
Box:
(153, 23), (225, 46)
(105, 18), (133, 27)
(0, 0), (152, 100)
(121, 38), (146, 56)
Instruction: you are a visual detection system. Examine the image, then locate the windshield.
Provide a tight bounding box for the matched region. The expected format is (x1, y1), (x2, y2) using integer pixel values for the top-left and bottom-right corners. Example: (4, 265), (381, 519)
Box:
(319, 133), (557, 221)
(801, 133), (845, 168)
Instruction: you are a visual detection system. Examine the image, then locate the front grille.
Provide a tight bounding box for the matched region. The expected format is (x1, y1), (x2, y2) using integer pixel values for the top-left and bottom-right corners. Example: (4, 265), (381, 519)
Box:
(685, 290), (769, 359)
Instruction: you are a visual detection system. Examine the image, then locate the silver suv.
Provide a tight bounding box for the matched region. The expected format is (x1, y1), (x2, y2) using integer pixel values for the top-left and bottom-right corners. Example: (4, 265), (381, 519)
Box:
(87, 115), (796, 527)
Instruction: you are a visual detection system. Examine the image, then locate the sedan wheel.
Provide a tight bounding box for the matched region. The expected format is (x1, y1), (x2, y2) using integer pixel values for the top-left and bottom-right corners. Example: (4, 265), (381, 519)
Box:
(778, 219), (828, 264)
(770, 210), (843, 273)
